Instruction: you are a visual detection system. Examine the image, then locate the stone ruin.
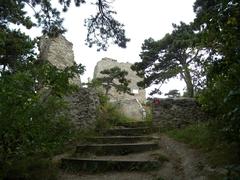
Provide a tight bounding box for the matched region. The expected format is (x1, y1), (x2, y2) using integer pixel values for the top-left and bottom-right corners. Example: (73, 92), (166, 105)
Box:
(94, 57), (146, 120)
(39, 34), (81, 86)
(39, 35), (99, 129)
(38, 35), (206, 128)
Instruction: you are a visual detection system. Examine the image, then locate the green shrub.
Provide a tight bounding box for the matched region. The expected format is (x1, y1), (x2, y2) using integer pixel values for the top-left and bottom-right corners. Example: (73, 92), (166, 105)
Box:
(196, 63), (240, 148)
(0, 62), (84, 179)
(2, 157), (58, 180)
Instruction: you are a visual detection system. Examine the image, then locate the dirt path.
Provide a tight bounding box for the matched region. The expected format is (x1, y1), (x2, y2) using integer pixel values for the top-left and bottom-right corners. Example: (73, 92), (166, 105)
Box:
(156, 134), (219, 180)
(59, 134), (223, 180)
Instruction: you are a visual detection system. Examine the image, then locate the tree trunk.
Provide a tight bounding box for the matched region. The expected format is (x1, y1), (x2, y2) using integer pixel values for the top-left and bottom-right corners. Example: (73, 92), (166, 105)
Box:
(3, 64), (6, 72)
(105, 83), (111, 96)
(105, 87), (110, 96)
(183, 66), (194, 97)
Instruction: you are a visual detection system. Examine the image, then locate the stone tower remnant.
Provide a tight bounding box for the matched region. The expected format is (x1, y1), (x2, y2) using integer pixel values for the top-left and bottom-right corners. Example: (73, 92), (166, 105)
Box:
(39, 34), (81, 86)
(94, 57), (146, 120)
(39, 35), (99, 129)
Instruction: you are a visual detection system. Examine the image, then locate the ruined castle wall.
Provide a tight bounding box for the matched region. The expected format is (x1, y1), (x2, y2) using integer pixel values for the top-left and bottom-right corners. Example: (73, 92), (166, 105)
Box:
(152, 98), (207, 129)
(94, 57), (146, 103)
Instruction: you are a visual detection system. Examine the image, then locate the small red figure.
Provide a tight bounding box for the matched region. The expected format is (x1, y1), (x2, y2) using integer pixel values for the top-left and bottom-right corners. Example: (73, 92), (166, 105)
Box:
(153, 98), (160, 105)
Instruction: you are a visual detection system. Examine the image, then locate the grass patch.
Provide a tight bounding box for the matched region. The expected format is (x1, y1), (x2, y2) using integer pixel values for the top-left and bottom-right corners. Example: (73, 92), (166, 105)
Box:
(144, 104), (153, 126)
(167, 123), (211, 148)
(96, 102), (135, 130)
(150, 152), (169, 162)
(167, 123), (239, 167)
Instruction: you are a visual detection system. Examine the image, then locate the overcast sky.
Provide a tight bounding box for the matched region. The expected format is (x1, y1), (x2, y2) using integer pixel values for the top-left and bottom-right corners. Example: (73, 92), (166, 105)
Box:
(27, 0), (196, 97)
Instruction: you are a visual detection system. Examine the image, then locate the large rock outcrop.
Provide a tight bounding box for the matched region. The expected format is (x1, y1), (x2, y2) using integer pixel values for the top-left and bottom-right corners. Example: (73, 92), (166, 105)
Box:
(94, 57), (146, 103)
(94, 57), (146, 120)
(117, 99), (146, 121)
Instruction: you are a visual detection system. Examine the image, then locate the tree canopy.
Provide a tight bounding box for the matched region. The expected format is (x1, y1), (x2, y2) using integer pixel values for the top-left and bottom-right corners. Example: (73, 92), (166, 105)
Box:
(193, 0), (240, 143)
(131, 22), (204, 97)
(0, 0), (129, 55)
(94, 66), (132, 96)
(165, 89), (180, 98)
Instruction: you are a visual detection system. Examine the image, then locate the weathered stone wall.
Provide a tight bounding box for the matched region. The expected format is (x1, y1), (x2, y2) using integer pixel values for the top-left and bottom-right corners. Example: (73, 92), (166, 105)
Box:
(153, 98), (206, 129)
(39, 34), (81, 86)
(94, 57), (146, 103)
(66, 88), (99, 129)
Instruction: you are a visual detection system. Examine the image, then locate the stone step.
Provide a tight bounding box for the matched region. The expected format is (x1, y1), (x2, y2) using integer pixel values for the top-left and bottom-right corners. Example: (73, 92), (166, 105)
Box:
(104, 127), (156, 136)
(85, 136), (159, 144)
(75, 142), (159, 155)
(116, 121), (152, 128)
(61, 157), (161, 172)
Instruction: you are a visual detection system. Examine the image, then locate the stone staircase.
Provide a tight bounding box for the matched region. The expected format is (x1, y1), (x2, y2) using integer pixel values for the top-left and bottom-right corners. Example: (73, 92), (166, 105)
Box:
(61, 121), (164, 172)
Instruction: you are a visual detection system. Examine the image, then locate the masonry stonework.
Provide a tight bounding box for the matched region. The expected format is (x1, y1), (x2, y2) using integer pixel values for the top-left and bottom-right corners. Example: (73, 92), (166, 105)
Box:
(153, 98), (207, 129)
(66, 88), (100, 129)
